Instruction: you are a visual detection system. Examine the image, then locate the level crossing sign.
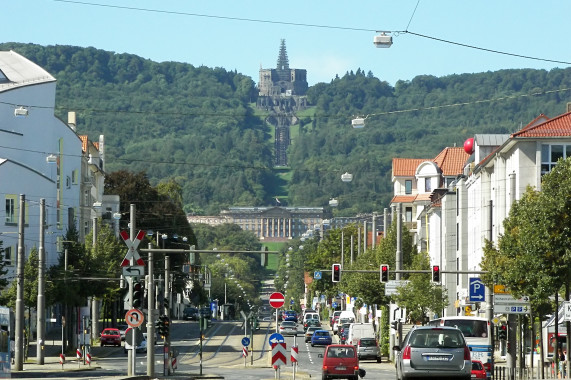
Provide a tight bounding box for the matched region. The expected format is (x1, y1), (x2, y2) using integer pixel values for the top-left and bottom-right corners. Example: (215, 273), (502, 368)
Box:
(120, 230), (146, 267)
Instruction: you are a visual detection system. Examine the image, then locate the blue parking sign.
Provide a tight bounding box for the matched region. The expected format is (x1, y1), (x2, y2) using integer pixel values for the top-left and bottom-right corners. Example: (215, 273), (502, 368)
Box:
(469, 278), (485, 302)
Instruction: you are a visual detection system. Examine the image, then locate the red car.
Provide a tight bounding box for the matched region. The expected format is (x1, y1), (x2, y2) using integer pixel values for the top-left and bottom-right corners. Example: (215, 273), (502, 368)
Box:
(100, 328), (121, 347)
(471, 360), (487, 379)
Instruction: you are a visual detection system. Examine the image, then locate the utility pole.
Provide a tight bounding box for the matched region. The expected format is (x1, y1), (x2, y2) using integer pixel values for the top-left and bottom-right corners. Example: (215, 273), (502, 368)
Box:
(14, 194), (25, 371)
(36, 198), (45, 365)
(396, 203), (402, 281)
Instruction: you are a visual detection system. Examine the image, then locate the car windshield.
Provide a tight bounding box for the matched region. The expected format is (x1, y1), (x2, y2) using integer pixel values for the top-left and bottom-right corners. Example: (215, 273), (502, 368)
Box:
(472, 361), (483, 370)
(104, 330), (119, 336)
(282, 321), (295, 327)
(315, 331), (329, 336)
(409, 330), (464, 348)
(359, 339), (376, 347)
(442, 319), (488, 338)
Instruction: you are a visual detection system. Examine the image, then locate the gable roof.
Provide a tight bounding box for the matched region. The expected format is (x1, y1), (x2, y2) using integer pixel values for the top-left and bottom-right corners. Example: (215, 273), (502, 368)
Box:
(512, 111), (571, 138)
(433, 147), (470, 176)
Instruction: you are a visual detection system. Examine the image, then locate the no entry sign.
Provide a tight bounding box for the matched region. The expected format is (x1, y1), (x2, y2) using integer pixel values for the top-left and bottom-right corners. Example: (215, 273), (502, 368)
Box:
(269, 292), (285, 308)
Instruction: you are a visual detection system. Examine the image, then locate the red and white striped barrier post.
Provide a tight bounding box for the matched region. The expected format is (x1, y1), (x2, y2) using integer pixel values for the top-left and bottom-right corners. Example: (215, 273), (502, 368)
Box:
(59, 353), (65, 369)
(171, 356), (177, 371)
(291, 345), (299, 379)
(86, 353), (91, 366)
(242, 346), (248, 367)
(76, 348), (82, 368)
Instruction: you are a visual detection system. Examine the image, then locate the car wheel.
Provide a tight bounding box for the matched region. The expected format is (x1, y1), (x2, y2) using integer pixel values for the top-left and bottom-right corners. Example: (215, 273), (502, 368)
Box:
(376, 356), (382, 363)
(321, 373), (328, 380)
(100, 342), (104, 347)
(311, 343), (314, 347)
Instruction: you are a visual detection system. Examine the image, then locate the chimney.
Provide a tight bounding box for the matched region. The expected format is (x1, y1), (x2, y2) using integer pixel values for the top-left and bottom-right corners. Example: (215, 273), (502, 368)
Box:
(68, 111), (77, 131)
(567, 102), (571, 113)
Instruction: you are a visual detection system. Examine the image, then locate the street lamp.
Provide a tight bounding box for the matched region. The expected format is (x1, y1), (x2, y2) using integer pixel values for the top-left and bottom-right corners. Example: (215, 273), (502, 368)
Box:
(373, 31), (393, 48)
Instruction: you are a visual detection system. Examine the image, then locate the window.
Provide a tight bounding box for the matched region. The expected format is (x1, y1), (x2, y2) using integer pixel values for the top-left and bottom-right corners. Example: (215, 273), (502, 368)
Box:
(425, 178), (431, 192)
(541, 144), (571, 175)
(4, 247), (12, 266)
(405, 180), (412, 194)
(72, 169), (79, 185)
(5, 196), (16, 224)
(405, 207), (413, 223)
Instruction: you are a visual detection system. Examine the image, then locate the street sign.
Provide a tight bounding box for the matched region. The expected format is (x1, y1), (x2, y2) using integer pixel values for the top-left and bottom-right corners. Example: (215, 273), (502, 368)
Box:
(269, 292), (285, 308)
(271, 342), (287, 367)
(469, 278), (486, 302)
(120, 230), (146, 267)
(564, 302), (571, 321)
(384, 280), (409, 296)
(494, 304), (530, 314)
(125, 308), (144, 328)
(494, 284), (508, 294)
(241, 337), (251, 347)
(122, 265), (144, 277)
(269, 333), (285, 346)
(314, 271), (322, 280)
(494, 294), (530, 304)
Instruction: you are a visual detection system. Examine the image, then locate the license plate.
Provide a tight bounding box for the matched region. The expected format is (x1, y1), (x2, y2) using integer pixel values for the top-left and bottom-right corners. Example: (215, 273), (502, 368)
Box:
(472, 375), (477, 378)
(427, 355), (450, 361)
(335, 366), (346, 370)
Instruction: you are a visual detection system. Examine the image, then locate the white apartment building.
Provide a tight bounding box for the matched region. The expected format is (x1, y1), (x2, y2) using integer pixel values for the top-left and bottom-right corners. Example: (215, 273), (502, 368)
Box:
(396, 110), (571, 317)
(0, 50), (105, 281)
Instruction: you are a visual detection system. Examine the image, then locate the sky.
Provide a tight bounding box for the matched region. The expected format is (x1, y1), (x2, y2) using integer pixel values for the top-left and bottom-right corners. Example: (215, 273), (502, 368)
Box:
(3, 0), (571, 87)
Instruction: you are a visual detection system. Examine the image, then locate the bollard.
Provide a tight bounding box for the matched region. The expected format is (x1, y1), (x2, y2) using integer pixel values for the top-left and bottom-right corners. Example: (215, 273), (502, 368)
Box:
(59, 353), (65, 369)
(86, 353), (91, 366)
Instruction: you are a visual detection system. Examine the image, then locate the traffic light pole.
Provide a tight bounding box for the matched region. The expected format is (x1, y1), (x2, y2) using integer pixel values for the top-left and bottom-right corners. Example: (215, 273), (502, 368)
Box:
(164, 255), (170, 376)
(128, 204), (136, 377)
(146, 243), (155, 376)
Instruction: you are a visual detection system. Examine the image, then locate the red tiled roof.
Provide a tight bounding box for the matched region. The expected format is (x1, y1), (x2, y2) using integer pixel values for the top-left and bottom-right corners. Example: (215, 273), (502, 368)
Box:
(392, 158), (427, 176)
(433, 147), (470, 176)
(79, 135), (88, 153)
(512, 111), (571, 138)
(390, 195), (417, 204)
(415, 193), (432, 202)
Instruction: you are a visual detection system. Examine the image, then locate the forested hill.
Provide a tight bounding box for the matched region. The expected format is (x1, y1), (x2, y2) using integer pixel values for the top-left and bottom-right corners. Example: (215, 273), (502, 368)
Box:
(2, 42), (571, 216)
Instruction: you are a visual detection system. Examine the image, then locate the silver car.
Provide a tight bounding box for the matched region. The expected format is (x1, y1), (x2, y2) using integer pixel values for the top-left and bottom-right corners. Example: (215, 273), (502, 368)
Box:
(279, 321), (298, 336)
(394, 326), (471, 380)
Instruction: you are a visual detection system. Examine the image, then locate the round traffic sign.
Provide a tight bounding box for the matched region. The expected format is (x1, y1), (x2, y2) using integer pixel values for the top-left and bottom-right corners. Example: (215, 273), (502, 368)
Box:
(241, 337), (251, 347)
(125, 308), (144, 328)
(269, 292), (285, 308)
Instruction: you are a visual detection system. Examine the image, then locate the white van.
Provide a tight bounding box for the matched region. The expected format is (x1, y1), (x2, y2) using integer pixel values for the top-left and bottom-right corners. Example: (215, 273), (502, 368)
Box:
(347, 322), (375, 346)
(303, 312), (320, 324)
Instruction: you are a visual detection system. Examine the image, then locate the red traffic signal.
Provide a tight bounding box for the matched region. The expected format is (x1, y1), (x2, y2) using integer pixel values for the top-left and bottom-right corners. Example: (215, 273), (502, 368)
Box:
(380, 264), (389, 283)
(332, 263), (341, 282)
(432, 265), (440, 283)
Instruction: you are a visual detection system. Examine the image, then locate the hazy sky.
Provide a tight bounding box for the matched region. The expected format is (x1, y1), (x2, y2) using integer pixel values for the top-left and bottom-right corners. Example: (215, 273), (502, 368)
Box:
(4, 0), (571, 86)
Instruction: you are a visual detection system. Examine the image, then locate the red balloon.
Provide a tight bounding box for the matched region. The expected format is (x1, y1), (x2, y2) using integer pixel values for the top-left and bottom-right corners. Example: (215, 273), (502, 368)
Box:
(464, 138), (474, 155)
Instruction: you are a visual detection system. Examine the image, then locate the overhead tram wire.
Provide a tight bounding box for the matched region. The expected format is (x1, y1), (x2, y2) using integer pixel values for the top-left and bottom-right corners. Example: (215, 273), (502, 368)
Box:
(52, 0), (571, 66)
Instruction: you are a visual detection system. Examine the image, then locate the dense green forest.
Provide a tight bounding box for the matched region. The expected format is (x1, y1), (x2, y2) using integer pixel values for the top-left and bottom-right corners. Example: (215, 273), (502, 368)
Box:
(3, 42), (571, 216)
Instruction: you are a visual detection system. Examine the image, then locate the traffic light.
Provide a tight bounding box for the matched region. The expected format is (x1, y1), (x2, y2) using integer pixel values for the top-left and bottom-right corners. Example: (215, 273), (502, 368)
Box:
(332, 263), (341, 282)
(155, 319), (164, 338)
(498, 323), (507, 340)
(431, 265), (441, 283)
(132, 281), (143, 308)
(391, 320), (398, 330)
(380, 264), (389, 283)
(162, 315), (170, 337)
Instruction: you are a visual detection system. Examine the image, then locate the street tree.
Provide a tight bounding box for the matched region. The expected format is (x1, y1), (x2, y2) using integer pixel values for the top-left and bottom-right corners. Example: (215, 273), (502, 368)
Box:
(481, 157), (571, 316)
(393, 251), (447, 323)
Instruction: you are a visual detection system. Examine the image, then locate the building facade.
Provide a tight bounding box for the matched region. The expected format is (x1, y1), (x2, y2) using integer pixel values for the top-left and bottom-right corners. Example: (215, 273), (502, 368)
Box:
(0, 50), (105, 280)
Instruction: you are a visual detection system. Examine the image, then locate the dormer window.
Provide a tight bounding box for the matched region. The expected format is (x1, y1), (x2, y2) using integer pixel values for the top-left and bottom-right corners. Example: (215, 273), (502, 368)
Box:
(425, 178), (432, 192)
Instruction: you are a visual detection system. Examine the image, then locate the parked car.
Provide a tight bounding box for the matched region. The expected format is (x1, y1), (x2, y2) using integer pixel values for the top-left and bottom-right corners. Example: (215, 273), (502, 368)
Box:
(100, 328), (121, 347)
(116, 323), (129, 341)
(320, 344), (363, 380)
(279, 321), (298, 336)
(183, 307), (199, 320)
(393, 326), (471, 380)
(356, 337), (381, 362)
(124, 332), (147, 354)
(471, 360), (487, 379)
(311, 330), (332, 347)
